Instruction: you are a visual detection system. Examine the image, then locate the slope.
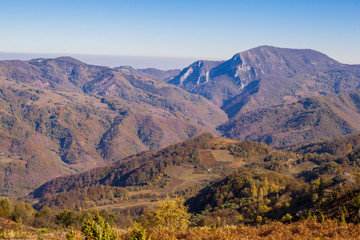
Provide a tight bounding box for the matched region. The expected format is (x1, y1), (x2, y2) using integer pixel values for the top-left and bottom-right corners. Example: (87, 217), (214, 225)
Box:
(219, 91), (360, 148)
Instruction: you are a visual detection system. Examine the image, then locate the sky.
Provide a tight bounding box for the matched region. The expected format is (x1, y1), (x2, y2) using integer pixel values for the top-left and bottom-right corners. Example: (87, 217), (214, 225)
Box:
(0, 0), (359, 69)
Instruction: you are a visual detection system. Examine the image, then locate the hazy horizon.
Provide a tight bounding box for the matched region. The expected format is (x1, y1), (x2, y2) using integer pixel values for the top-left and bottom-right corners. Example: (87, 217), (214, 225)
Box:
(0, 51), (206, 70)
(1, 0), (359, 68)
(1, 45), (359, 70)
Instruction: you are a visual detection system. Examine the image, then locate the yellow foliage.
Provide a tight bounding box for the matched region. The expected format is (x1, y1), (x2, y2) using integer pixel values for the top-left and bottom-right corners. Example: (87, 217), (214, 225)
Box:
(138, 196), (191, 231)
(235, 214), (244, 223)
(257, 205), (271, 214)
(250, 182), (258, 198)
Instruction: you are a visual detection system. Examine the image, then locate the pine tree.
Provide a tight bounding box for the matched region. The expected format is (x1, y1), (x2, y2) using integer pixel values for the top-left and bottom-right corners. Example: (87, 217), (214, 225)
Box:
(81, 214), (118, 240)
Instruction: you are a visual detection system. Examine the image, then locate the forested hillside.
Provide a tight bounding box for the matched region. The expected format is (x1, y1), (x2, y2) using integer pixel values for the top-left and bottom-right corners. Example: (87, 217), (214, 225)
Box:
(219, 91), (360, 148)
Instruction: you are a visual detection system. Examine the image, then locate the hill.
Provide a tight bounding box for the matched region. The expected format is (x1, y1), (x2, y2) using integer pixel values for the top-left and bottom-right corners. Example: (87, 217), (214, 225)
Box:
(136, 68), (181, 81)
(31, 133), (274, 209)
(186, 168), (309, 222)
(169, 46), (360, 118)
(31, 133), (360, 216)
(186, 133), (360, 224)
(0, 58), (227, 194)
(114, 66), (181, 81)
(219, 91), (360, 148)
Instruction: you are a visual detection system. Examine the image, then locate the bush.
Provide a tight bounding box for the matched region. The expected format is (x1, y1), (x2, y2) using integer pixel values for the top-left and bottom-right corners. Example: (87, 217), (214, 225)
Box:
(57, 210), (79, 228)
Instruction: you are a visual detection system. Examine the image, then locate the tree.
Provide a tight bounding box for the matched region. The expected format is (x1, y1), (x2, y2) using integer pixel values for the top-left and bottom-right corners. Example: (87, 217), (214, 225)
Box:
(12, 202), (35, 224)
(282, 213), (293, 223)
(33, 207), (56, 228)
(57, 210), (79, 228)
(256, 215), (262, 224)
(128, 223), (151, 240)
(139, 197), (191, 231)
(81, 214), (118, 240)
(0, 198), (13, 216)
(339, 211), (346, 226)
(319, 212), (325, 223)
(250, 182), (258, 198)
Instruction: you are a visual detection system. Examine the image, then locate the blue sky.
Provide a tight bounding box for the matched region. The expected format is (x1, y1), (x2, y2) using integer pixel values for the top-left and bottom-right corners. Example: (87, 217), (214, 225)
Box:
(0, 0), (359, 69)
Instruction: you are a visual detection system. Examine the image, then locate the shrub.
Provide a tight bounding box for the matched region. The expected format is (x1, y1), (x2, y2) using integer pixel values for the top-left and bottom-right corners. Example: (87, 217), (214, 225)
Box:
(128, 223), (151, 240)
(65, 228), (76, 240)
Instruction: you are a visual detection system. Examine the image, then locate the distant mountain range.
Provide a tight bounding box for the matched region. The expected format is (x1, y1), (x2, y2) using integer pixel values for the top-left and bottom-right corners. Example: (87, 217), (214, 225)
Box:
(1, 46), (360, 194)
(167, 45), (360, 147)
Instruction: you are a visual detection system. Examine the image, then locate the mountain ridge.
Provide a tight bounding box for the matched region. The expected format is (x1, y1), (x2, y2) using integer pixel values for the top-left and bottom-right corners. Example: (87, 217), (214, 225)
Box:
(168, 45), (360, 118)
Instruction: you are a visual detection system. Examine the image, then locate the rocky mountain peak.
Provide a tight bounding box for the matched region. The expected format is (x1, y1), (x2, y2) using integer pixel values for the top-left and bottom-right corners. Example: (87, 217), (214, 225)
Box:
(168, 46), (355, 116)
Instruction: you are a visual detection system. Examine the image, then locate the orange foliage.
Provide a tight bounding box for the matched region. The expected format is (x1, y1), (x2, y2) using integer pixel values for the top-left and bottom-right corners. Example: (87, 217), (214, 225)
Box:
(120, 219), (360, 240)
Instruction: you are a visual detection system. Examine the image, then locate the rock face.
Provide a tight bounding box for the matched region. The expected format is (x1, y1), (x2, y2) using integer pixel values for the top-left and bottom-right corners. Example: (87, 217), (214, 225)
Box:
(169, 46), (360, 118)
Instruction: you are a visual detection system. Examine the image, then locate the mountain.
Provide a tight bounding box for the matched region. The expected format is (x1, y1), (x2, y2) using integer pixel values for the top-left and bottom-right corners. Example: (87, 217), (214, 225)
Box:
(114, 66), (181, 81)
(136, 68), (181, 81)
(219, 91), (360, 148)
(169, 46), (360, 118)
(0, 57), (227, 194)
(2, 47), (360, 196)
